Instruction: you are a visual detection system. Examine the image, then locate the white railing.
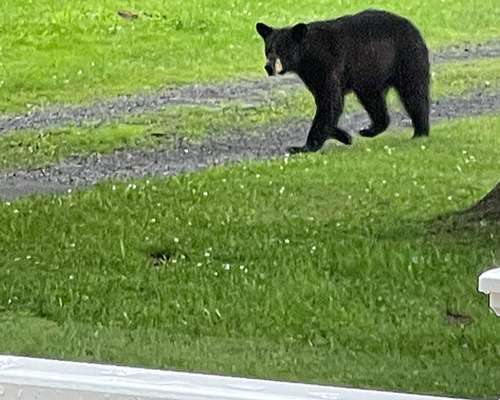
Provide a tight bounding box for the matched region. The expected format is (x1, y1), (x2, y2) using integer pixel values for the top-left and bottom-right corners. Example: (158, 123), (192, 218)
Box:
(479, 267), (500, 316)
(0, 355), (464, 400)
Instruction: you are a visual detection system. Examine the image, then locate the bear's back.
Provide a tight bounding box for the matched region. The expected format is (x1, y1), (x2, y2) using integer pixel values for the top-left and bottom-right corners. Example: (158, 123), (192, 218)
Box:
(308, 9), (422, 44)
(301, 10), (428, 92)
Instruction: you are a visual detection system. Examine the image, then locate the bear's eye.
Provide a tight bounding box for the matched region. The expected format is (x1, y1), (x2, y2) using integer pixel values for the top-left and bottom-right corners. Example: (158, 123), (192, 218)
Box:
(266, 46), (276, 57)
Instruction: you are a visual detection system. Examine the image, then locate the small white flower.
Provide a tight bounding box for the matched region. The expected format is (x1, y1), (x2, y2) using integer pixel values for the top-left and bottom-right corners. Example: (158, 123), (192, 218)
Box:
(174, 237), (179, 243)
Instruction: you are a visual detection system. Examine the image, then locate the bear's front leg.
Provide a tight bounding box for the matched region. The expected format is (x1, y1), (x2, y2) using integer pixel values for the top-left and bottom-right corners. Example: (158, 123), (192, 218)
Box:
(288, 80), (351, 154)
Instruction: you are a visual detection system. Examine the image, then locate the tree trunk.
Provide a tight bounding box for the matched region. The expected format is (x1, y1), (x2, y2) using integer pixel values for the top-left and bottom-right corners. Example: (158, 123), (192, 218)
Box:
(466, 182), (500, 221)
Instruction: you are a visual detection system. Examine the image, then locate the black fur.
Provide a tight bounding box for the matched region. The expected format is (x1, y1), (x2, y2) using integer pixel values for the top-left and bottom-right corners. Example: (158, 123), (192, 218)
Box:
(256, 9), (430, 153)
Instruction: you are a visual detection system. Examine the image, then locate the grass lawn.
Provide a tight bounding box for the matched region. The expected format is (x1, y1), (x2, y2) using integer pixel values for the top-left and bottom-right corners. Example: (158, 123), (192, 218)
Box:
(1, 0), (500, 111)
(1, 115), (499, 397)
(2, 57), (500, 171)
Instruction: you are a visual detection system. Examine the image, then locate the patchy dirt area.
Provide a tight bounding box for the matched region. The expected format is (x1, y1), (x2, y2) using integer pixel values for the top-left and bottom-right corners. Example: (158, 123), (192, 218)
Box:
(0, 76), (300, 135)
(431, 40), (500, 64)
(1, 41), (500, 136)
(1, 41), (500, 200)
(1, 90), (500, 200)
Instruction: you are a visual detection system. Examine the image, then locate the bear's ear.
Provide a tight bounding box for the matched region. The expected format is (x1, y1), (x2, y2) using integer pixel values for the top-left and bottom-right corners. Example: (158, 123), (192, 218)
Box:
(256, 22), (273, 39)
(291, 23), (308, 42)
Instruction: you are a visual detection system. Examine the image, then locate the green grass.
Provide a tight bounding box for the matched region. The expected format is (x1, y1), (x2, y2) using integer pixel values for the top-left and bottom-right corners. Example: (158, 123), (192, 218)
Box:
(1, 115), (499, 397)
(432, 58), (500, 97)
(2, 57), (500, 172)
(1, 0), (500, 112)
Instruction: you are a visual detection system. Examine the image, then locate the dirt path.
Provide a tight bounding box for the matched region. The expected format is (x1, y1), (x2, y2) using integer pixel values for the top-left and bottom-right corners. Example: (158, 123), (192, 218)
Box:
(1, 41), (500, 136)
(1, 90), (499, 200)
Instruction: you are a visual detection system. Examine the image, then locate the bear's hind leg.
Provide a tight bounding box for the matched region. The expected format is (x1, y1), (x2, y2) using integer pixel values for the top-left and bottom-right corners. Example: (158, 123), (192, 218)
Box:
(396, 82), (430, 138)
(356, 90), (390, 138)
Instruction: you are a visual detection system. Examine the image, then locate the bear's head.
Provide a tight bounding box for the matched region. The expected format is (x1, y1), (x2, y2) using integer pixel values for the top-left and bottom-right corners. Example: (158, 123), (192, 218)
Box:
(256, 22), (308, 76)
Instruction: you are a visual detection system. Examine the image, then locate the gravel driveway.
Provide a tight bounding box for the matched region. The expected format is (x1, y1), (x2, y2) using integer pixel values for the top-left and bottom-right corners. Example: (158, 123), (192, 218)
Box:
(1, 41), (500, 200)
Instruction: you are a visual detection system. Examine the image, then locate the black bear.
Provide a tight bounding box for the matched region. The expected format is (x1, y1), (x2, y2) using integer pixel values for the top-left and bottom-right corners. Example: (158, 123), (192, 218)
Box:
(256, 9), (430, 153)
